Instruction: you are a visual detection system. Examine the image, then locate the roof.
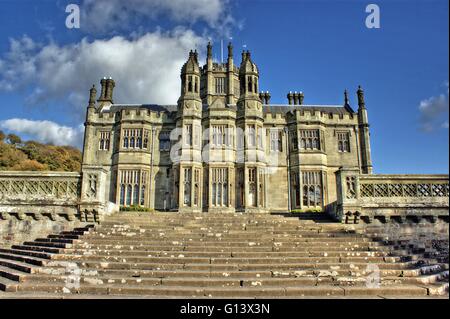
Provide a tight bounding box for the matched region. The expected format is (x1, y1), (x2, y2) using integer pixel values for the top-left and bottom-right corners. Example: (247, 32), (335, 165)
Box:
(107, 104), (355, 115)
(263, 104), (355, 115)
(108, 104), (178, 113)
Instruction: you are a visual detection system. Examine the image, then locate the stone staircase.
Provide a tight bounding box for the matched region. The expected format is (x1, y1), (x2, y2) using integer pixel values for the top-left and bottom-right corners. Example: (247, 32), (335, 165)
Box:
(0, 212), (448, 298)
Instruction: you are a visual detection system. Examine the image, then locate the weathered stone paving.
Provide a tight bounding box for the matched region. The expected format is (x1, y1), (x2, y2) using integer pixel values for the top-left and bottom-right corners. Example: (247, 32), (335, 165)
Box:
(0, 212), (448, 298)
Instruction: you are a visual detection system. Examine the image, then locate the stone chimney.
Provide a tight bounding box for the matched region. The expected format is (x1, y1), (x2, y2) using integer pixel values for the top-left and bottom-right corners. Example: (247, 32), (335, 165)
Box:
(98, 77), (115, 103)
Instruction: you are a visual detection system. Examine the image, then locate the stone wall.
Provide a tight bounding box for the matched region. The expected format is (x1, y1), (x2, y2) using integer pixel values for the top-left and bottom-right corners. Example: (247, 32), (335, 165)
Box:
(0, 218), (89, 248)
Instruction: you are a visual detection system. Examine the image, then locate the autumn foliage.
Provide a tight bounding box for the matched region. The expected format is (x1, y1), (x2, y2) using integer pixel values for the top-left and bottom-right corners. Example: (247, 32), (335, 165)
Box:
(0, 130), (81, 172)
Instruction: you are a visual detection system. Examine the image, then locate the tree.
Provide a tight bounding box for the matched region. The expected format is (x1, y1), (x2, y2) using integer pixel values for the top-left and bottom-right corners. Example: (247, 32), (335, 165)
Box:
(7, 134), (22, 145)
(0, 130), (5, 143)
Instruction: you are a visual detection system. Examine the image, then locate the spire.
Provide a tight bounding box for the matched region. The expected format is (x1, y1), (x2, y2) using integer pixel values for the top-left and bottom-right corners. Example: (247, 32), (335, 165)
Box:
(88, 85), (97, 107)
(344, 89), (349, 106)
(357, 85), (365, 109)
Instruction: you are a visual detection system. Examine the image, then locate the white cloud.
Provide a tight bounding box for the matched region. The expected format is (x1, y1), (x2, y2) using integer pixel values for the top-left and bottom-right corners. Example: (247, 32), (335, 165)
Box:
(0, 119), (84, 148)
(419, 82), (449, 132)
(81, 0), (234, 35)
(0, 29), (206, 119)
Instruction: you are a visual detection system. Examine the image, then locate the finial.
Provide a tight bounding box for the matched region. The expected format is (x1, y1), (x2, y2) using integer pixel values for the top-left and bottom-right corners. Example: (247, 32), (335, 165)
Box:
(344, 89), (349, 105)
(89, 84), (97, 106)
(357, 85), (365, 108)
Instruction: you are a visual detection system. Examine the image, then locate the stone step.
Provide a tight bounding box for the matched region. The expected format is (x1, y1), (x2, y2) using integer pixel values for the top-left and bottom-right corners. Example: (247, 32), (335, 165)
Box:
(11, 282), (429, 297)
(50, 254), (400, 264)
(34, 266), (408, 279)
(0, 248), (53, 260)
(0, 265), (24, 282)
(41, 259), (413, 272)
(0, 258), (36, 274)
(0, 276), (19, 292)
(0, 253), (48, 267)
(57, 249), (390, 258)
(68, 246), (389, 255)
(23, 241), (69, 249)
(12, 245), (61, 254)
(72, 239), (375, 246)
(85, 233), (365, 240)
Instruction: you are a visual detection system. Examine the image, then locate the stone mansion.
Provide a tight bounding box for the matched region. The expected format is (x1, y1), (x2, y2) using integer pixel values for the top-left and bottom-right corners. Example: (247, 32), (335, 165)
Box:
(81, 43), (373, 214)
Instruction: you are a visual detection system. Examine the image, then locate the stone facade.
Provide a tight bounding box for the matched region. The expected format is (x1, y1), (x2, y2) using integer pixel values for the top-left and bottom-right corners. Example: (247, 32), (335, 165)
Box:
(81, 44), (375, 214)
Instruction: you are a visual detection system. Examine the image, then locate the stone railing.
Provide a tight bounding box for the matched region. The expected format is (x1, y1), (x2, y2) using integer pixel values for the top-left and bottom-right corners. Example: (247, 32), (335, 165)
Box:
(335, 168), (449, 224)
(0, 168), (116, 222)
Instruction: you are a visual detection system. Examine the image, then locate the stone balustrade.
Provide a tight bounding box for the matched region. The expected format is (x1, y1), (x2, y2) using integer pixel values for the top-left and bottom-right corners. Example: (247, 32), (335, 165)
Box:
(0, 168), (116, 222)
(335, 168), (449, 224)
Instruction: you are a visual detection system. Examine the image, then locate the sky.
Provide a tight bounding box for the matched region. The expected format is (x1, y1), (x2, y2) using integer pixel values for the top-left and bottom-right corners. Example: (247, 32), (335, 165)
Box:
(0, 0), (448, 174)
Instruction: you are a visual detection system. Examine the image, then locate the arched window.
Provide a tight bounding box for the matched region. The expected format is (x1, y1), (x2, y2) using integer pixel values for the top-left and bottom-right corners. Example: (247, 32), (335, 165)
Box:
(105, 139), (110, 150)
(140, 185), (145, 206)
(223, 183), (228, 206)
(137, 137), (142, 149)
(130, 137), (135, 148)
(99, 139), (105, 150)
(126, 185), (132, 206)
(248, 76), (253, 92)
(123, 137), (129, 148)
(143, 138), (148, 149)
(217, 183), (222, 206)
(133, 184), (139, 205)
(338, 141), (343, 152)
(303, 185), (309, 206)
(188, 76), (193, 92)
(120, 185), (125, 206)
(212, 182), (217, 206)
(194, 78), (198, 93)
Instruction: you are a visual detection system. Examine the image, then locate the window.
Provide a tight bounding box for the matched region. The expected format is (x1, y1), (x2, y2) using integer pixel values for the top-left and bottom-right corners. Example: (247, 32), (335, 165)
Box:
(188, 76), (193, 92)
(270, 130), (283, 152)
(237, 169), (245, 207)
(185, 125), (193, 146)
(184, 168), (192, 206)
(337, 132), (350, 152)
(292, 172), (301, 207)
(99, 131), (111, 151)
(194, 169), (200, 206)
(215, 77), (225, 94)
(247, 76), (253, 92)
(211, 168), (228, 207)
(302, 171), (322, 207)
(300, 130), (321, 151)
(118, 170), (148, 207)
(122, 129), (145, 150)
(291, 131), (298, 151)
(212, 125), (230, 147)
(247, 125), (256, 147)
(159, 131), (171, 151)
(248, 168), (257, 207)
(143, 130), (149, 149)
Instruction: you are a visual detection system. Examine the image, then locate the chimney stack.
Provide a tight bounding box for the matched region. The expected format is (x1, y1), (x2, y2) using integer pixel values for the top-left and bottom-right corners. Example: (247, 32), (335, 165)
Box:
(98, 77), (115, 103)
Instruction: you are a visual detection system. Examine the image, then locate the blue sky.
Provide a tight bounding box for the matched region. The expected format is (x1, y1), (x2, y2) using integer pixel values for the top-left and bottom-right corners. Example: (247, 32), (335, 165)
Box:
(0, 0), (448, 174)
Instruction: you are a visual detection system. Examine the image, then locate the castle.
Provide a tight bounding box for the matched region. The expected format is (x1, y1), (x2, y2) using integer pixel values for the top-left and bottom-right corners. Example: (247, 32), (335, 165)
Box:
(81, 43), (373, 214)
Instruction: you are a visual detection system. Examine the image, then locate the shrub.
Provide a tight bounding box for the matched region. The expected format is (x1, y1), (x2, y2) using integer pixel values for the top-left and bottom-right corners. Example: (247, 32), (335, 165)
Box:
(120, 205), (154, 212)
